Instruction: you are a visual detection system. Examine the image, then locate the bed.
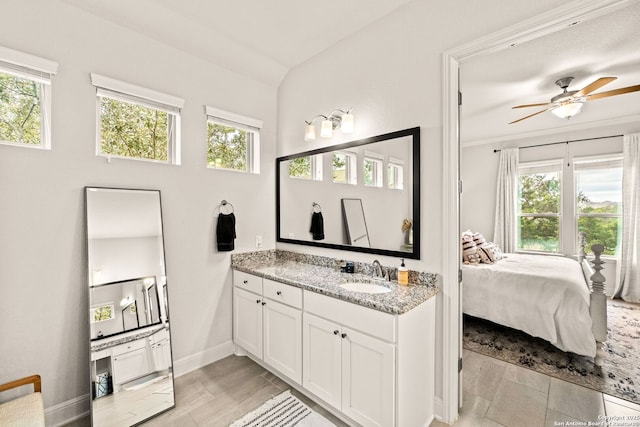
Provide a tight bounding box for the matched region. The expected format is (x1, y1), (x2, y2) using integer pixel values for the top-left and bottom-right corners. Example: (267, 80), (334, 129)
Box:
(462, 236), (607, 363)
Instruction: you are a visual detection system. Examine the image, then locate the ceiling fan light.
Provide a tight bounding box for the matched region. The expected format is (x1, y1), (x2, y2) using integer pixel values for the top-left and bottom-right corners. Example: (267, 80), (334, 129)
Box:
(552, 102), (583, 119)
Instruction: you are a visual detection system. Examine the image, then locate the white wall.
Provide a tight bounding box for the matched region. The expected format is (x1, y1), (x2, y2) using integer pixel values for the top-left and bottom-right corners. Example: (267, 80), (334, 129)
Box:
(0, 0), (277, 421)
(277, 0), (567, 411)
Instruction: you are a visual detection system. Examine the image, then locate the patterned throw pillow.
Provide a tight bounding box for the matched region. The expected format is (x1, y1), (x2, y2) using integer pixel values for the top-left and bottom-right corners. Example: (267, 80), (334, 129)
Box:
(461, 230), (480, 264)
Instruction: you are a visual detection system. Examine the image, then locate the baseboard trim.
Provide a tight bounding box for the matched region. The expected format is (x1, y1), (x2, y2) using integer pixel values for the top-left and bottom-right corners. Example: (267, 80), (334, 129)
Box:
(173, 340), (235, 377)
(433, 396), (444, 423)
(47, 341), (234, 426)
(45, 394), (90, 427)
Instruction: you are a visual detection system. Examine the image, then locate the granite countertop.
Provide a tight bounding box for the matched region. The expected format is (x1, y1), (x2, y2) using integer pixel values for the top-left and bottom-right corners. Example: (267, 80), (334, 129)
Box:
(90, 323), (167, 352)
(232, 250), (439, 315)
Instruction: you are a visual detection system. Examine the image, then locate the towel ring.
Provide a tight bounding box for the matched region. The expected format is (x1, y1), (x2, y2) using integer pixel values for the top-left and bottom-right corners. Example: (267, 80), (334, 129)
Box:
(312, 202), (321, 213)
(219, 200), (234, 214)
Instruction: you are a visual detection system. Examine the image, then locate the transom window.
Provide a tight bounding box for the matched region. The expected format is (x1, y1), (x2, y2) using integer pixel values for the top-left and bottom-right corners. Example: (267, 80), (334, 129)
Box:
(0, 46), (57, 149)
(91, 73), (183, 164)
(206, 106), (261, 174)
(363, 152), (383, 187)
(288, 154), (323, 180)
(388, 158), (404, 190)
(333, 151), (357, 184)
(518, 161), (562, 253)
(91, 303), (115, 323)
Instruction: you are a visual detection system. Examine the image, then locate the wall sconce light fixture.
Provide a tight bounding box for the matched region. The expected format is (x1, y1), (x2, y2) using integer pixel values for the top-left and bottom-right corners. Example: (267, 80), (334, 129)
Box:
(304, 109), (354, 141)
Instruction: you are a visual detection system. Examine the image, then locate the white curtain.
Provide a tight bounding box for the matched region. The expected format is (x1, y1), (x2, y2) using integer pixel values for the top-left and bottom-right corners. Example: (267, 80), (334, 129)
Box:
(614, 133), (640, 302)
(493, 148), (519, 253)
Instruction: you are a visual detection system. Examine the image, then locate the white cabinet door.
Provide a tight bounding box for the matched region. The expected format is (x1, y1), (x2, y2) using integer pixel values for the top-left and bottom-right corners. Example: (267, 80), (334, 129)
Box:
(341, 327), (395, 427)
(263, 299), (302, 384)
(302, 313), (342, 409)
(113, 347), (150, 387)
(233, 287), (263, 358)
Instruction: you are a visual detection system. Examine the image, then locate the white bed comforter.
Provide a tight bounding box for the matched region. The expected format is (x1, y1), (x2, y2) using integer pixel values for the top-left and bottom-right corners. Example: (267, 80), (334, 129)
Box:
(462, 253), (596, 358)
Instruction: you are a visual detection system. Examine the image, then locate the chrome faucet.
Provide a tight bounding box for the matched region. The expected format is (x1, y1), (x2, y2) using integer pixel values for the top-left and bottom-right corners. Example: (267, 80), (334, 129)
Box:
(371, 260), (389, 280)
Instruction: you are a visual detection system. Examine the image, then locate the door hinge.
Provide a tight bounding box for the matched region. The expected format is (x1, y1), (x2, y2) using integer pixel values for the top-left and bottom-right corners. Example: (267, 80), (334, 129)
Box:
(458, 358), (463, 372)
(458, 269), (462, 283)
(458, 180), (462, 194)
(458, 91), (462, 106)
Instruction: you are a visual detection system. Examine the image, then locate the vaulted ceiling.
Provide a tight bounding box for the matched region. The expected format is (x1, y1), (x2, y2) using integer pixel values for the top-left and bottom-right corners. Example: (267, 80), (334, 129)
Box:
(61, 0), (415, 86)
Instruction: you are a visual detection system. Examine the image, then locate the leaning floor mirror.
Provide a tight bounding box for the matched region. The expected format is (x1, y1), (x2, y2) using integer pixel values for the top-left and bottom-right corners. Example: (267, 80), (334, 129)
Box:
(85, 187), (175, 426)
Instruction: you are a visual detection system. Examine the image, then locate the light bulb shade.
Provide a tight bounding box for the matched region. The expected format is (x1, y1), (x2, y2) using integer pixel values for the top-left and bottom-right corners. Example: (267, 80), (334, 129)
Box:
(304, 124), (316, 141)
(551, 102), (583, 119)
(341, 112), (354, 133)
(320, 119), (333, 138)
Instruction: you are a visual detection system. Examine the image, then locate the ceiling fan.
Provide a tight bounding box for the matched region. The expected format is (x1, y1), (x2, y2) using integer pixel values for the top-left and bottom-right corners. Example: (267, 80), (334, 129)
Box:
(509, 76), (640, 124)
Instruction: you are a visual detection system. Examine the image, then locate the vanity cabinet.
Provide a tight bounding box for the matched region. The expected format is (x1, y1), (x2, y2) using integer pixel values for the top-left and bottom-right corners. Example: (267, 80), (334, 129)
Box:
(303, 292), (395, 427)
(232, 269), (436, 427)
(112, 339), (150, 389)
(233, 272), (302, 384)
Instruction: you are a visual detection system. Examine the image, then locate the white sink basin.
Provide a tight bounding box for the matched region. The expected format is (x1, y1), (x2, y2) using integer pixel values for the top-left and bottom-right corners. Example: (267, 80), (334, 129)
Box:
(340, 281), (392, 294)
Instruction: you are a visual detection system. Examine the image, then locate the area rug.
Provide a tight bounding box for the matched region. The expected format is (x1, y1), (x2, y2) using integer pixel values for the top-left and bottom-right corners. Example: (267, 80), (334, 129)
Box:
(463, 299), (640, 405)
(229, 390), (335, 427)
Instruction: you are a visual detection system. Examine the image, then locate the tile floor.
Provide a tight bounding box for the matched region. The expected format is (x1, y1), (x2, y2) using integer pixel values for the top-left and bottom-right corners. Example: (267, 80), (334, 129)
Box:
(68, 351), (640, 426)
(430, 349), (640, 427)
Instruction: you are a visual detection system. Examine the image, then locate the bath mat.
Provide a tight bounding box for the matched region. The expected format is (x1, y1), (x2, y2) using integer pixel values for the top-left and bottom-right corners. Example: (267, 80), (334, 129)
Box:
(464, 299), (640, 405)
(229, 390), (335, 427)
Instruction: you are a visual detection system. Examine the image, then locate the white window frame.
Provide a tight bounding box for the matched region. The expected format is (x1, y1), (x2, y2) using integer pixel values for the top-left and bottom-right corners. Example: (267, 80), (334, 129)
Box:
(0, 45), (58, 149)
(333, 151), (357, 185)
(363, 151), (383, 188)
(288, 154), (323, 180)
(91, 73), (183, 164)
(91, 303), (115, 323)
(388, 157), (405, 190)
(573, 154), (623, 257)
(206, 106), (262, 174)
(518, 160), (563, 254)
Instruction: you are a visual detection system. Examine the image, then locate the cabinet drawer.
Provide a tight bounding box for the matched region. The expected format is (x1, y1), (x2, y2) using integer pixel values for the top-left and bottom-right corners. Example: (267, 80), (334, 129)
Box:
(234, 270), (263, 294)
(263, 279), (302, 309)
(304, 290), (396, 342)
(112, 337), (148, 356)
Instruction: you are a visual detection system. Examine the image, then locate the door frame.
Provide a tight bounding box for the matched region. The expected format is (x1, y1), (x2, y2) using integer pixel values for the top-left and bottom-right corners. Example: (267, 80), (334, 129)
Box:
(440, 0), (632, 423)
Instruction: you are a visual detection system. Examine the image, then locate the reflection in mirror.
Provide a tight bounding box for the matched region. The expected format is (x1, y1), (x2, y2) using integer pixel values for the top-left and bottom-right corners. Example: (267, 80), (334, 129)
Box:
(85, 187), (174, 426)
(277, 127), (420, 259)
(342, 198), (370, 247)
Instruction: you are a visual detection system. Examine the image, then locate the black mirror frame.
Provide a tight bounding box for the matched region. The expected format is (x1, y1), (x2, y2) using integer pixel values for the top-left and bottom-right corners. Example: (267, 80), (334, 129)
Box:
(276, 127), (420, 259)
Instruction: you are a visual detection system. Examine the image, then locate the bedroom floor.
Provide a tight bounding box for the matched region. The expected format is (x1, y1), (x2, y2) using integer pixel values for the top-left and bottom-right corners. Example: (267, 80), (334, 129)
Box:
(429, 349), (640, 427)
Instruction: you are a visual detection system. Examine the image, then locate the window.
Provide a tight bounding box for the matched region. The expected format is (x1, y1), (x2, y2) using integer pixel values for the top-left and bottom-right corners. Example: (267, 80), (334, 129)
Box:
(288, 155), (322, 180)
(388, 158), (404, 190)
(206, 106), (262, 173)
(0, 46), (57, 148)
(91, 73), (183, 164)
(518, 161), (562, 253)
(363, 152), (383, 187)
(333, 151), (357, 184)
(91, 303), (115, 323)
(575, 157), (623, 256)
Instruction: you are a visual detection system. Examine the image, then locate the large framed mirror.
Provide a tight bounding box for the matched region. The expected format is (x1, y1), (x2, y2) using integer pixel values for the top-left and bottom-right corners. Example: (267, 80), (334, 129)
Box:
(85, 187), (175, 426)
(277, 127), (420, 259)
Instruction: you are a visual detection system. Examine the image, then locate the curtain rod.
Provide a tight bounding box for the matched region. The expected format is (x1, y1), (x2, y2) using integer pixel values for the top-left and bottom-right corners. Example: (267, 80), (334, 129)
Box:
(493, 134), (623, 153)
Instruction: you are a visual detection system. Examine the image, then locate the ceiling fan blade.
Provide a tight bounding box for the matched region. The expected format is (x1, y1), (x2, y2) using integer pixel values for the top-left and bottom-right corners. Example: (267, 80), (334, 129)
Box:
(512, 102), (551, 109)
(576, 77), (617, 97)
(586, 84), (640, 101)
(509, 107), (552, 124)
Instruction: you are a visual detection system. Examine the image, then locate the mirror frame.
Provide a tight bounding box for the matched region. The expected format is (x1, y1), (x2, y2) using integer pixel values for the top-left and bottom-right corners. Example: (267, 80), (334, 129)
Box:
(84, 186), (175, 425)
(276, 127), (420, 259)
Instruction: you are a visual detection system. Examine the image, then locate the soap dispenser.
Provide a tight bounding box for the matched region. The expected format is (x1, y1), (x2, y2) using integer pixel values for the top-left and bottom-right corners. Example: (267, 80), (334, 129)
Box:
(398, 259), (409, 285)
